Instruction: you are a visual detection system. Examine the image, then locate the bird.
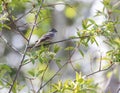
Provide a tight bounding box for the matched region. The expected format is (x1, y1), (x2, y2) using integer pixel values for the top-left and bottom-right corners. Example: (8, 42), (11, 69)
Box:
(32, 28), (57, 48)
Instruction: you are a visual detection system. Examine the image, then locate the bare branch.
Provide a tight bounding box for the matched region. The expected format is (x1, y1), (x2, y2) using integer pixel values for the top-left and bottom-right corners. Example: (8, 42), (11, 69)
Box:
(25, 77), (36, 93)
(0, 33), (22, 55)
(85, 63), (114, 77)
(99, 53), (102, 71)
(15, 8), (34, 22)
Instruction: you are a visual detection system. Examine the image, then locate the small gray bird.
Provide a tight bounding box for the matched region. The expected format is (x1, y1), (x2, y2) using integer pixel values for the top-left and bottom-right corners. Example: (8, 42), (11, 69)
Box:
(33, 28), (57, 48)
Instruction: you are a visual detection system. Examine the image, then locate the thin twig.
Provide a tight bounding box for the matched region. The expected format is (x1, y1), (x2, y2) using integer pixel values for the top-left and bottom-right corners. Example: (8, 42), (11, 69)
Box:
(25, 77), (36, 93)
(85, 63), (114, 77)
(39, 61), (50, 91)
(30, 80), (36, 93)
(22, 55), (38, 66)
(15, 8), (34, 22)
(36, 62), (68, 93)
(68, 43), (80, 72)
(0, 33), (22, 55)
(99, 53), (102, 71)
(1, 78), (12, 86)
(44, 2), (72, 8)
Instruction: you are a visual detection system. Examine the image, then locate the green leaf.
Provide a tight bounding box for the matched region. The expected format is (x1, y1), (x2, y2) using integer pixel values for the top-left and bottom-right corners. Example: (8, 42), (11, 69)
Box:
(53, 44), (60, 53)
(0, 80), (4, 86)
(79, 49), (84, 57)
(77, 32), (81, 37)
(38, 57), (44, 63)
(36, 70), (43, 77)
(23, 59), (29, 63)
(94, 38), (99, 46)
(102, 0), (111, 6)
(0, 13), (9, 21)
(88, 18), (98, 27)
(12, 82), (17, 93)
(31, 58), (35, 64)
(82, 19), (88, 29)
(76, 72), (79, 81)
(65, 46), (74, 51)
(90, 36), (95, 44)
(0, 64), (12, 77)
(28, 70), (35, 77)
(3, 24), (11, 30)
(55, 61), (62, 68)
(69, 36), (77, 39)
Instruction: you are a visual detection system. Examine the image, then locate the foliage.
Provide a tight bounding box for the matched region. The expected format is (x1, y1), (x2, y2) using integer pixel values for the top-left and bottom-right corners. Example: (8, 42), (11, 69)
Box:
(52, 73), (98, 93)
(0, 0), (120, 93)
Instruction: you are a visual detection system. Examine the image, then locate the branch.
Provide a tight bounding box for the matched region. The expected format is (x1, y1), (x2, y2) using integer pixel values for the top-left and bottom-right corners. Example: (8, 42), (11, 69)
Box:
(15, 8), (34, 22)
(44, 2), (72, 8)
(85, 63), (114, 77)
(36, 62), (68, 93)
(39, 61), (51, 91)
(25, 77), (36, 93)
(8, 0), (45, 92)
(1, 78), (12, 86)
(0, 34), (22, 55)
(28, 35), (91, 49)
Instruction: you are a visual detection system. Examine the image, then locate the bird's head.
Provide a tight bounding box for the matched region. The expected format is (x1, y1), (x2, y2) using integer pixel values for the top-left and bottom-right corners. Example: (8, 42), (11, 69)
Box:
(49, 28), (57, 32)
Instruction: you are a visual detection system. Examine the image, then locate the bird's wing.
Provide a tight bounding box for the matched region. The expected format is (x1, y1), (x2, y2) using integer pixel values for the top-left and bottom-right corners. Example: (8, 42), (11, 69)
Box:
(35, 32), (54, 46)
(39, 32), (54, 42)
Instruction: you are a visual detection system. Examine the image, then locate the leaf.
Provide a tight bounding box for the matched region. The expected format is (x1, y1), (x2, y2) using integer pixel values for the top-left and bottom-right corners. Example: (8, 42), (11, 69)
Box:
(65, 46), (74, 51)
(0, 64), (12, 74)
(102, 0), (111, 6)
(54, 44), (60, 53)
(90, 36), (97, 44)
(31, 58), (35, 64)
(106, 50), (113, 54)
(36, 70), (44, 77)
(28, 70), (35, 77)
(0, 13), (9, 21)
(94, 38), (99, 46)
(77, 32), (81, 37)
(3, 24), (11, 30)
(38, 57), (44, 63)
(79, 49), (84, 57)
(12, 82), (17, 93)
(76, 72), (82, 82)
(82, 19), (88, 29)
(69, 36), (77, 39)
(88, 18), (98, 27)
(55, 61), (62, 68)
(76, 72), (79, 81)
(23, 59), (29, 63)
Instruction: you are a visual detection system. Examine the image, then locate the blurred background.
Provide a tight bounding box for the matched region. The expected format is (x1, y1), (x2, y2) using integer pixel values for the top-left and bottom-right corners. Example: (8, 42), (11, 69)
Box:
(0, 0), (120, 93)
